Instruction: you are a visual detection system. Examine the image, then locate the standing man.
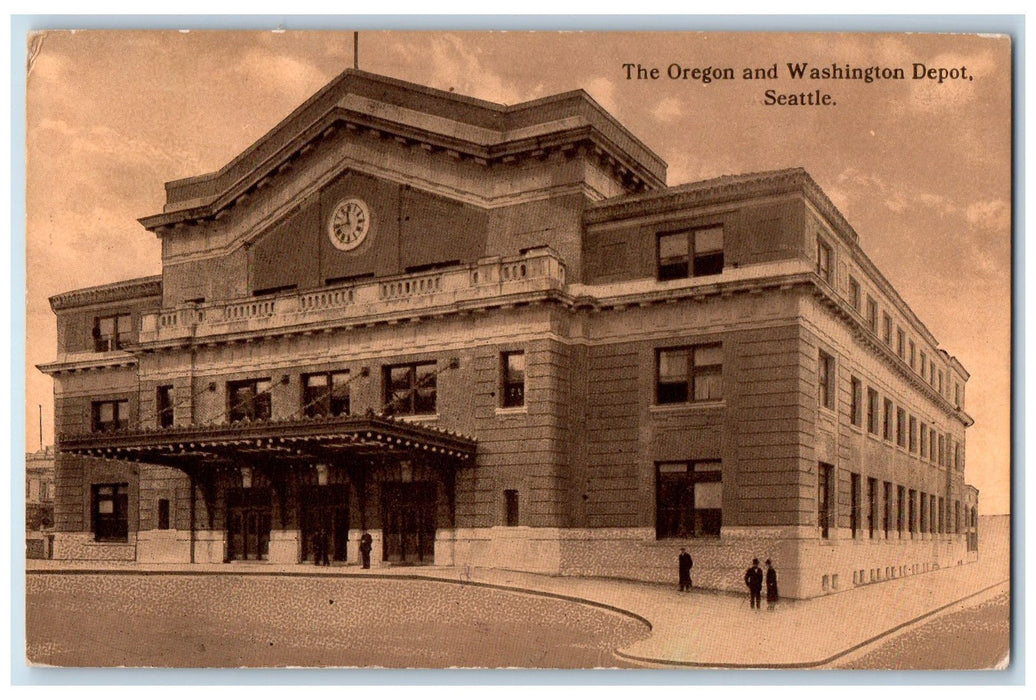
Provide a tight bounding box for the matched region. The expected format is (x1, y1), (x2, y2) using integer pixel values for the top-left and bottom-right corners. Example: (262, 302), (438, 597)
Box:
(678, 547), (693, 591)
(744, 558), (764, 609)
(359, 531), (373, 569)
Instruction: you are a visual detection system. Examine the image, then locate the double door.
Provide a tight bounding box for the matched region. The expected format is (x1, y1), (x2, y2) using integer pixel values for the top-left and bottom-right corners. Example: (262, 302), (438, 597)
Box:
(226, 488), (271, 561)
(381, 481), (437, 564)
(301, 484), (350, 563)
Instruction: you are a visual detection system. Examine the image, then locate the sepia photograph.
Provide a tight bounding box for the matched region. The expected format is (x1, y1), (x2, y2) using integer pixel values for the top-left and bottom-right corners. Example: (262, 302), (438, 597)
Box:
(22, 28), (1012, 671)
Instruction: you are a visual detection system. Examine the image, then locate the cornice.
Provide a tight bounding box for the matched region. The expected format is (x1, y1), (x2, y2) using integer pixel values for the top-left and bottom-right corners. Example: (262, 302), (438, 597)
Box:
(49, 276), (162, 312)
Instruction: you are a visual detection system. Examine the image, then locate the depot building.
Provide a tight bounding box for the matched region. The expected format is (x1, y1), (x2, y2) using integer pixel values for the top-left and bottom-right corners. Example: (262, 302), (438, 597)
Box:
(40, 70), (978, 599)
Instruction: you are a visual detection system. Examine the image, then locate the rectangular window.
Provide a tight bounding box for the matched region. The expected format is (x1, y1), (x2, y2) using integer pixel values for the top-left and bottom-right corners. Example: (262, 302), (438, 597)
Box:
(866, 297), (878, 332)
(302, 371), (351, 417)
(883, 481), (892, 537)
(882, 312), (892, 345)
(955, 500), (961, 534)
(930, 494), (937, 535)
(91, 399), (129, 433)
(955, 443), (962, 470)
(384, 362), (437, 416)
(938, 434), (945, 466)
(818, 462), (833, 539)
(883, 398), (894, 441)
(850, 472), (861, 538)
(157, 498), (171, 530)
(897, 485), (906, 534)
(504, 490), (519, 527)
(850, 376), (862, 427)
(955, 382), (961, 407)
(909, 415), (918, 453)
(920, 491), (927, 535)
(908, 489), (917, 535)
(818, 351), (835, 410)
(157, 385), (174, 429)
(938, 370), (944, 394)
(909, 340), (916, 370)
(867, 477), (877, 539)
(92, 313), (132, 352)
(938, 496), (945, 534)
(867, 388), (879, 434)
(816, 239), (833, 282)
(896, 328), (904, 359)
(930, 427), (938, 462)
(92, 483), (129, 542)
(657, 226), (723, 280)
(657, 344), (722, 404)
(920, 420), (928, 458)
(227, 378), (272, 422)
(848, 276), (861, 311)
(655, 461), (722, 538)
(501, 351), (526, 408)
(930, 360), (936, 385)
(896, 407), (907, 448)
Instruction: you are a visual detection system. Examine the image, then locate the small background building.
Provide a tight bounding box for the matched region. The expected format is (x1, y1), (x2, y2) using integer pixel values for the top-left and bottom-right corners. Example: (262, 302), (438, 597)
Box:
(26, 446), (56, 559)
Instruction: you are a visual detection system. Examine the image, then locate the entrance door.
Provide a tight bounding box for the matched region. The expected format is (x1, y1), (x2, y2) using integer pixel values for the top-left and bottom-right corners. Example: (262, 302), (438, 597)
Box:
(226, 488), (272, 561)
(382, 482), (437, 564)
(301, 484), (350, 563)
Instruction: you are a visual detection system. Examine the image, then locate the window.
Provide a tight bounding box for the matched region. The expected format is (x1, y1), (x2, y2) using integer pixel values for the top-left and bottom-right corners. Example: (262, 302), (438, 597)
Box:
(955, 382), (961, 407)
(157, 498), (171, 530)
(938, 370), (944, 394)
(908, 489), (917, 535)
(882, 312), (892, 345)
(92, 483), (128, 542)
(920, 491), (927, 535)
(920, 421), (928, 458)
(848, 276), (861, 311)
(816, 239), (833, 282)
(818, 351), (835, 410)
(384, 362), (437, 415)
(868, 477), (877, 539)
(929, 360), (936, 385)
(929, 427), (937, 462)
(818, 463), (833, 539)
(850, 376), (863, 427)
(930, 494), (938, 535)
(504, 490), (519, 527)
(867, 388), (879, 434)
(302, 371), (350, 417)
(896, 328), (905, 358)
(656, 344), (723, 404)
(909, 415), (918, 453)
(501, 351), (526, 408)
(92, 313), (132, 352)
(909, 340), (916, 370)
(955, 500), (961, 534)
(657, 226), (723, 280)
(866, 297), (878, 331)
(955, 443), (962, 470)
(938, 496), (945, 534)
(157, 385), (174, 429)
(883, 481), (892, 537)
(897, 485), (905, 534)
(920, 351), (927, 377)
(227, 378), (272, 422)
(91, 400), (129, 433)
(850, 472), (861, 538)
(938, 434), (945, 466)
(883, 398), (894, 441)
(896, 407), (906, 448)
(655, 461), (722, 538)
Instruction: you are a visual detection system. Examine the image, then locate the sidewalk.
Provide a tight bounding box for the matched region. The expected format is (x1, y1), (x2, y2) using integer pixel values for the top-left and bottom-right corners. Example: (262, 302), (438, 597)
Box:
(26, 545), (1009, 668)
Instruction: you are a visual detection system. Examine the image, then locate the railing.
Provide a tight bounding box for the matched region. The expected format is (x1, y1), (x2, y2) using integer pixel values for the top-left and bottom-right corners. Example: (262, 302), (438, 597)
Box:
(138, 248), (567, 344)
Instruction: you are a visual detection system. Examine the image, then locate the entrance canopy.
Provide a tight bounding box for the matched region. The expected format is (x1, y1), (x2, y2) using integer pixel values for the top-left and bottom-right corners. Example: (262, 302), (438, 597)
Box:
(58, 412), (477, 468)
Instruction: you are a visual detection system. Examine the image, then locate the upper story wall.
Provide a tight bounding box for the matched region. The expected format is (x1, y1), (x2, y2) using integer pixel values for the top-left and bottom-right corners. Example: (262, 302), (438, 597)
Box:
(51, 277), (162, 355)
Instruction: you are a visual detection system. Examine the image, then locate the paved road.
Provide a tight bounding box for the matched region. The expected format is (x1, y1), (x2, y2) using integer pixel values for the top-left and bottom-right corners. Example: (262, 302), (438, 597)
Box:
(827, 582), (1010, 670)
(26, 573), (649, 668)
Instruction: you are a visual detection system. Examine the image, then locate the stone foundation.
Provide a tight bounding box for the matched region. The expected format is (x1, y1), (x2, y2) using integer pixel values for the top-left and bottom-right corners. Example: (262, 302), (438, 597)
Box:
(52, 532), (136, 561)
(137, 529), (192, 563)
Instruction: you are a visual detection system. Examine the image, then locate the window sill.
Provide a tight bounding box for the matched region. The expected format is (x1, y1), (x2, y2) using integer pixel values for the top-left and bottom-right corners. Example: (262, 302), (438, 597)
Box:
(395, 414), (439, 423)
(495, 406), (528, 417)
(650, 401), (725, 415)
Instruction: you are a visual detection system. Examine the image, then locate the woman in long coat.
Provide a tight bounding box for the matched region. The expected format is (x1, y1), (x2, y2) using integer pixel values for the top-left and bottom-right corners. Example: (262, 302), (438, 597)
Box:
(765, 559), (779, 610)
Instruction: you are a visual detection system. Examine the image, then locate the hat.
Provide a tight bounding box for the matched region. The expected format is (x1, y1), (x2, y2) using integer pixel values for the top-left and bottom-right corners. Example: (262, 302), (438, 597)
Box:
(752, 558), (759, 565)
(765, 559), (772, 565)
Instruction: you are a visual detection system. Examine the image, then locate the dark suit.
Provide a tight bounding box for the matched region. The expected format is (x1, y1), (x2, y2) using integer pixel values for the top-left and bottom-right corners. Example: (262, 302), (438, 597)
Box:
(678, 552), (693, 591)
(744, 565), (764, 609)
(766, 566), (779, 609)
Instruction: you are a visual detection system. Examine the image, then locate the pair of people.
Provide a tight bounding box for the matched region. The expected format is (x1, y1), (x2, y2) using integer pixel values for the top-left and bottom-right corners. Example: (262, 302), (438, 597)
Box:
(744, 558), (779, 610)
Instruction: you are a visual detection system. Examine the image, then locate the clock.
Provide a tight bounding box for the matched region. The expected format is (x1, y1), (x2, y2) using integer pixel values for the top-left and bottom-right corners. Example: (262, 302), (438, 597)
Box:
(327, 198), (371, 251)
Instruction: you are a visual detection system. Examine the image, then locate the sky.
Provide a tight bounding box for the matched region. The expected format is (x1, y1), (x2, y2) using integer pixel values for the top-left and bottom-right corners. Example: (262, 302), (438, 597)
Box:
(23, 30), (1013, 513)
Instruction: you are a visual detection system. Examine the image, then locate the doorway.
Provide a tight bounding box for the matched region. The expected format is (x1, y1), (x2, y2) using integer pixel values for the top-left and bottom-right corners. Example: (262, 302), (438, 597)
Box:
(300, 484), (350, 563)
(381, 481), (437, 564)
(226, 487), (272, 561)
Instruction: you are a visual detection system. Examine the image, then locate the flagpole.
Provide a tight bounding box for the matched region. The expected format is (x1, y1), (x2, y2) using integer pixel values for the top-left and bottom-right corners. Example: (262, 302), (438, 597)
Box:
(354, 31), (359, 70)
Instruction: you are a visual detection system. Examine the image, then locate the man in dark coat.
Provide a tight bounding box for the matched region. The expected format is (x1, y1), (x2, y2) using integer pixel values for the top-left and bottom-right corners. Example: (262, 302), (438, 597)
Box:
(765, 559), (779, 611)
(744, 557), (764, 609)
(359, 531), (373, 569)
(678, 548), (693, 591)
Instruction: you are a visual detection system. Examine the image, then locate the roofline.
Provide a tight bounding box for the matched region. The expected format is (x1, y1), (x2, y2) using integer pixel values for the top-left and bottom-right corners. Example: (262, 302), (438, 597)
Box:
(48, 275), (162, 312)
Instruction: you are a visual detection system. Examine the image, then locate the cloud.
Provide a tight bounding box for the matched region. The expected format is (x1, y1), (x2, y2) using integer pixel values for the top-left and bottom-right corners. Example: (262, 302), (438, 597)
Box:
(233, 48), (329, 100)
(834, 167), (958, 219)
(964, 199), (1011, 232)
(651, 97), (683, 123)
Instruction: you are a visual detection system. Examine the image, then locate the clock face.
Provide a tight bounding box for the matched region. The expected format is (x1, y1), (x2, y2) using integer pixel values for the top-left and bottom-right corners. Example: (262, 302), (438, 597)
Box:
(328, 198), (371, 251)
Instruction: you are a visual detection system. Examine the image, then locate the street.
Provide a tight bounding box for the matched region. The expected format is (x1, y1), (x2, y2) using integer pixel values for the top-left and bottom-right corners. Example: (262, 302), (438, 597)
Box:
(26, 573), (648, 668)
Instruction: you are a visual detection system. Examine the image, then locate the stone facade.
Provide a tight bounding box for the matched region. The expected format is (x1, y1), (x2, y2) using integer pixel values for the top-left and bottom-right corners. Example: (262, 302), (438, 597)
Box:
(39, 70), (976, 598)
